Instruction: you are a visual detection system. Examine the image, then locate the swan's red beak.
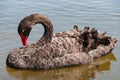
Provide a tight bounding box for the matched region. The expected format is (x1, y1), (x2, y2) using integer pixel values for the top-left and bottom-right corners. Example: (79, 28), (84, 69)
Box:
(20, 33), (28, 46)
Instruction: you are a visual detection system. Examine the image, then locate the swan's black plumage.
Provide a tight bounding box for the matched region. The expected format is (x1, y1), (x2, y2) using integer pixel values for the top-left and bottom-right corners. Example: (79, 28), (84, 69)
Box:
(6, 14), (118, 69)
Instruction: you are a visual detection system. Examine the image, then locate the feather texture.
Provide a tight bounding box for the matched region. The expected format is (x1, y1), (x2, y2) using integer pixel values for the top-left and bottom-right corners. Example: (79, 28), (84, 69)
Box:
(6, 14), (118, 69)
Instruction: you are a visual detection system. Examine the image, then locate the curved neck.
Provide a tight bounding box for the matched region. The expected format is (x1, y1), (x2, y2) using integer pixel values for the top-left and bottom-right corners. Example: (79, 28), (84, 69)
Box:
(20, 14), (53, 46)
(33, 14), (53, 45)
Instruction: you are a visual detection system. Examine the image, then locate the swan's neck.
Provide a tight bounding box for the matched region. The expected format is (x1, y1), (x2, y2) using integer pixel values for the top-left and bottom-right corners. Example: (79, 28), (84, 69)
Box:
(32, 14), (53, 45)
(18, 14), (53, 46)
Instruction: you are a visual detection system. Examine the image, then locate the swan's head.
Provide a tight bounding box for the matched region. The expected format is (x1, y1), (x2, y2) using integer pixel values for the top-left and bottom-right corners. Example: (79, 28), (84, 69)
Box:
(18, 13), (53, 47)
(18, 21), (32, 47)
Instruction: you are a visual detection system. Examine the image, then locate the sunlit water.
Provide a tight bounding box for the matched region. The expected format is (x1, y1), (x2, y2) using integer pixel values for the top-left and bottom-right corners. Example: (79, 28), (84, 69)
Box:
(0, 0), (120, 80)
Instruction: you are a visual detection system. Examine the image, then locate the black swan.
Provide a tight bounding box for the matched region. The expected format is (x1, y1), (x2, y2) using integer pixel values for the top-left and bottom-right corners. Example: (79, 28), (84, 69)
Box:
(6, 14), (118, 69)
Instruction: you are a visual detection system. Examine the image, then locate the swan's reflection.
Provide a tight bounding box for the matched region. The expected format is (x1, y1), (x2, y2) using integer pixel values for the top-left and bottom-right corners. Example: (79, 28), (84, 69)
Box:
(6, 53), (116, 80)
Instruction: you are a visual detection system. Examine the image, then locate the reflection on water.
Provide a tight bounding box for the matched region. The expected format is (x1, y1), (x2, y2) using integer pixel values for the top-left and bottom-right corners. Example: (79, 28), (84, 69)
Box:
(6, 53), (116, 80)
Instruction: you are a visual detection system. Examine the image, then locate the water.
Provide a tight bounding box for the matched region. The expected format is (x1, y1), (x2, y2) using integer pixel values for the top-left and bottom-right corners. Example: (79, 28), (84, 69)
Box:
(0, 0), (120, 80)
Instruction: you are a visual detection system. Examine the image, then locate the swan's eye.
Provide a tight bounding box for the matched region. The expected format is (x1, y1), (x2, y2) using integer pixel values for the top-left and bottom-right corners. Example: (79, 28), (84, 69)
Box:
(21, 29), (28, 37)
(22, 28), (31, 37)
